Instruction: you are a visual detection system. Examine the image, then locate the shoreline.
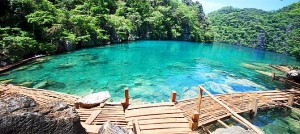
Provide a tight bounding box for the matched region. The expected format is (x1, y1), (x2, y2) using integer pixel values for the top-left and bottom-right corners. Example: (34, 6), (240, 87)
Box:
(0, 55), (45, 73)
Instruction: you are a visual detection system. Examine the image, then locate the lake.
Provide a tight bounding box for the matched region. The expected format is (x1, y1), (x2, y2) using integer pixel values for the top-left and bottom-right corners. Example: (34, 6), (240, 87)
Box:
(0, 41), (299, 102)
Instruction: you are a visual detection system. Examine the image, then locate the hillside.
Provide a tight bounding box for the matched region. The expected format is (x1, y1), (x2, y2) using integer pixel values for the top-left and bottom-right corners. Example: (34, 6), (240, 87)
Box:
(0, 0), (213, 66)
(208, 2), (300, 59)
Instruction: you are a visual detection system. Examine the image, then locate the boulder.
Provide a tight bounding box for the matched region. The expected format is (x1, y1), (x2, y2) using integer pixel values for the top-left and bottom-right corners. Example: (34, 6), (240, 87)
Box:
(286, 70), (300, 83)
(0, 94), (86, 134)
(98, 121), (133, 134)
(78, 91), (110, 108)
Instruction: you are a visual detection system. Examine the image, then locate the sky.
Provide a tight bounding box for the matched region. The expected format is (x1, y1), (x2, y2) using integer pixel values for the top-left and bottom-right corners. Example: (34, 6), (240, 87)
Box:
(195, 0), (300, 14)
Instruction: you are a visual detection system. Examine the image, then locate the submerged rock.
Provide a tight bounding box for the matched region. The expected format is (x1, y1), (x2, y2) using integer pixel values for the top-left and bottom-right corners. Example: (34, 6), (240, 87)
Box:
(33, 80), (66, 89)
(56, 62), (76, 69)
(286, 70), (300, 83)
(0, 94), (85, 134)
(212, 126), (255, 134)
(241, 63), (262, 70)
(17, 81), (34, 87)
(27, 65), (43, 71)
(182, 88), (198, 99)
(117, 84), (127, 90)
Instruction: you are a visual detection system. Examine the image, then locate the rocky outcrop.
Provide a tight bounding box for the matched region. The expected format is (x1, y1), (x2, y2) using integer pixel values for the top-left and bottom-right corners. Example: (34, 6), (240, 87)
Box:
(286, 70), (300, 83)
(0, 94), (85, 134)
(56, 39), (77, 52)
(256, 32), (267, 50)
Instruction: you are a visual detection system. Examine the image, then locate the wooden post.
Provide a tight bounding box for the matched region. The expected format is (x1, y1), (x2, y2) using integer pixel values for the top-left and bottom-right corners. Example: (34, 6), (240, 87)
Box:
(250, 98), (258, 116)
(288, 95), (295, 106)
(125, 88), (129, 105)
(74, 101), (79, 109)
(121, 88), (129, 110)
(189, 86), (203, 130)
(170, 91), (177, 102)
(198, 88), (203, 112)
(271, 73), (275, 80)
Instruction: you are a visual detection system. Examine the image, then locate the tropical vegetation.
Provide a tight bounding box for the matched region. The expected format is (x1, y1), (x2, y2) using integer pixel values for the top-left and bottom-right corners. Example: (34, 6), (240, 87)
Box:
(0, 0), (212, 66)
(0, 0), (299, 66)
(208, 2), (300, 58)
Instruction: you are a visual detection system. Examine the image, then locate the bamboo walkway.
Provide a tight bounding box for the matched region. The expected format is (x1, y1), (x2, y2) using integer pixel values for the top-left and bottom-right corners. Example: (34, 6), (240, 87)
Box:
(0, 84), (299, 134)
(0, 55), (45, 73)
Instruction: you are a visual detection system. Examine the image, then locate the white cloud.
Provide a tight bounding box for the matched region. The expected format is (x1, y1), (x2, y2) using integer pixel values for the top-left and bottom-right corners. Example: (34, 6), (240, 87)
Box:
(195, 0), (227, 14)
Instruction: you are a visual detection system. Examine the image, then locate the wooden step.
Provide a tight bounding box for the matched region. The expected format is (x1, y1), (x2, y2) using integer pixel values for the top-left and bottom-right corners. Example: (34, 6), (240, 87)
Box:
(127, 102), (174, 110)
(85, 110), (102, 125)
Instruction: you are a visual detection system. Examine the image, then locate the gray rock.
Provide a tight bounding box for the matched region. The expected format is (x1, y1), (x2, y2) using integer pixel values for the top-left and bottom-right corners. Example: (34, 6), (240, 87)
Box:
(212, 126), (255, 134)
(286, 70), (300, 83)
(98, 121), (133, 134)
(0, 94), (86, 134)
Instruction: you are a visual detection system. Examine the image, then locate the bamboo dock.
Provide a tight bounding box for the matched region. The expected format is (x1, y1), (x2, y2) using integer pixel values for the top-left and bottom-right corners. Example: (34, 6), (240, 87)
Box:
(0, 84), (299, 134)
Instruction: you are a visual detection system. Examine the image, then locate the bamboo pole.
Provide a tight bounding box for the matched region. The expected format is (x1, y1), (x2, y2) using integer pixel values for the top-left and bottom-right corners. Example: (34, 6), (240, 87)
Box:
(199, 85), (264, 134)
(217, 120), (229, 128)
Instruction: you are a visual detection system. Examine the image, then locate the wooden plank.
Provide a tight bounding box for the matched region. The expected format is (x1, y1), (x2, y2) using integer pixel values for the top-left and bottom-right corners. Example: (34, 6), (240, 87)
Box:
(126, 114), (185, 121)
(81, 123), (100, 133)
(272, 98), (288, 101)
(85, 110), (102, 125)
(133, 119), (141, 134)
(127, 102), (174, 110)
(138, 118), (188, 125)
(126, 109), (184, 118)
(140, 123), (189, 130)
(141, 128), (193, 134)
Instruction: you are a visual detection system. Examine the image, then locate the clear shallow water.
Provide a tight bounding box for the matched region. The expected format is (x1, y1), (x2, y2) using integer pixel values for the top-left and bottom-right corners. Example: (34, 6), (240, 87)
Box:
(220, 108), (300, 134)
(250, 108), (300, 134)
(0, 41), (299, 102)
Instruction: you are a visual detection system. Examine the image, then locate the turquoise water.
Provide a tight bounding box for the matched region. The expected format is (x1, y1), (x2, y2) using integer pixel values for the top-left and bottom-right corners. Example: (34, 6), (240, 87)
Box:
(0, 41), (299, 102)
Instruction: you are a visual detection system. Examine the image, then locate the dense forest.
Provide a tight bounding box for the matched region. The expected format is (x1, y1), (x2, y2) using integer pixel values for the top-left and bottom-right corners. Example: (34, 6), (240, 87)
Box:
(208, 2), (300, 59)
(0, 0), (213, 66)
(0, 0), (299, 67)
